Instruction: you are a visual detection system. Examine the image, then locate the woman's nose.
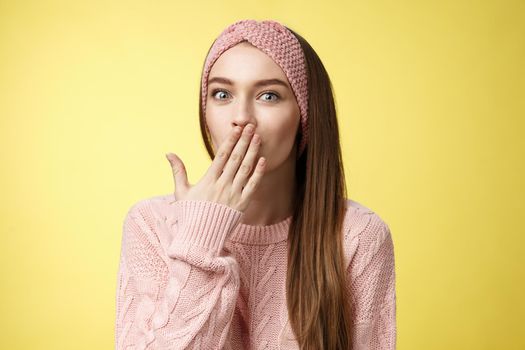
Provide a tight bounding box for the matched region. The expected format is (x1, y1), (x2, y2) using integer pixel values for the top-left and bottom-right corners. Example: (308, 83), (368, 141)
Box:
(231, 105), (256, 130)
(232, 122), (257, 132)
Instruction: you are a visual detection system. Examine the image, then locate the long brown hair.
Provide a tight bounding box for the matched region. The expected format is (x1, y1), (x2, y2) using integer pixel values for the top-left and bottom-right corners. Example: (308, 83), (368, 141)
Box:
(198, 26), (352, 350)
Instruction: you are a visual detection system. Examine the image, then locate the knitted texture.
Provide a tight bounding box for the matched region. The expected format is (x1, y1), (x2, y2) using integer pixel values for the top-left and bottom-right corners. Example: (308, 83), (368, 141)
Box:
(201, 19), (309, 157)
(114, 194), (396, 349)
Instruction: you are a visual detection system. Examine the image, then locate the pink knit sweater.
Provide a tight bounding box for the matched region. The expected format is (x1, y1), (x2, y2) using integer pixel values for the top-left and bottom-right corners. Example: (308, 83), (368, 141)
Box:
(114, 193), (396, 349)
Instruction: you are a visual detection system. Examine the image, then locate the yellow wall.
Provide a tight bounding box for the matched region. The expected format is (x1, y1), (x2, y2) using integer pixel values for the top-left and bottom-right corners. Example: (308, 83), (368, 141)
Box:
(1, 0), (523, 349)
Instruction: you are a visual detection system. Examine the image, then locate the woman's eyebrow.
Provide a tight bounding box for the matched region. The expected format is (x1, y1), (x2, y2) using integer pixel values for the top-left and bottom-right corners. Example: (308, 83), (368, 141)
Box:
(208, 76), (289, 89)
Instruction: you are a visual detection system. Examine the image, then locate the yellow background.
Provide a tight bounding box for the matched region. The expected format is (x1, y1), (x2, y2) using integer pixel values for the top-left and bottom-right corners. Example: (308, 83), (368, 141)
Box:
(1, 0), (523, 349)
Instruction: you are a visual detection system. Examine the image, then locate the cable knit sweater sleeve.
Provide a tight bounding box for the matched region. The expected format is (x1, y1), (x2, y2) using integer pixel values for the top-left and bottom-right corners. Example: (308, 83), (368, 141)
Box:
(115, 198), (244, 350)
(347, 211), (397, 350)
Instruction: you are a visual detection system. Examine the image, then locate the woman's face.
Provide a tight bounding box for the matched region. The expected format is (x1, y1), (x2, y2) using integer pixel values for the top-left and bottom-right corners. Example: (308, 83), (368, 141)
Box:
(205, 41), (301, 173)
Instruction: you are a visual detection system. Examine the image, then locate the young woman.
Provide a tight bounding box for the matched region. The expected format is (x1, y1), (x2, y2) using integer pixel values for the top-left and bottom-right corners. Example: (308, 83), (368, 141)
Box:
(115, 19), (396, 350)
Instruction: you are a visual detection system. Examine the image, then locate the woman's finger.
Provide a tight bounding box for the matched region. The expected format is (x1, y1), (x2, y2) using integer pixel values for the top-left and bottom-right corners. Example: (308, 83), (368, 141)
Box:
(206, 125), (243, 180)
(240, 156), (266, 201)
(220, 124), (255, 183)
(231, 132), (261, 193)
(166, 152), (189, 198)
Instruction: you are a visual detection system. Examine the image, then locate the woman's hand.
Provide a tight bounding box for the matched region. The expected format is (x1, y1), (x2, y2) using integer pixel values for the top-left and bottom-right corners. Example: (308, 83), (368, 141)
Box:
(165, 123), (266, 212)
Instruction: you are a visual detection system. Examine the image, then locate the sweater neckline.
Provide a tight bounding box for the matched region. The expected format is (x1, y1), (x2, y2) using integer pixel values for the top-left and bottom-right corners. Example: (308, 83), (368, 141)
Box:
(228, 214), (293, 245)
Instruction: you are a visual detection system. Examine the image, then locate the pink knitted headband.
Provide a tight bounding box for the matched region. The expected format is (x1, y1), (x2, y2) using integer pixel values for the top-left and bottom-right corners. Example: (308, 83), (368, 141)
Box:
(201, 19), (309, 157)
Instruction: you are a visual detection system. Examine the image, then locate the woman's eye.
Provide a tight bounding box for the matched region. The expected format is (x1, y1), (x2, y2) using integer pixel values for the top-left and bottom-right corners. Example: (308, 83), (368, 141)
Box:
(210, 89), (280, 102)
(212, 90), (229, 100)
(260, 92), (280, 102)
